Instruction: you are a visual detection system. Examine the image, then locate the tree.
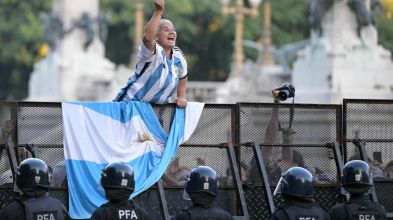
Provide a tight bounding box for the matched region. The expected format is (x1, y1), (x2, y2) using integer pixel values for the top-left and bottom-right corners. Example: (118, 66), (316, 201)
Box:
(1, 0), (393, 100)
(0, 1), (51, 100)
(376, 17), (393, 53)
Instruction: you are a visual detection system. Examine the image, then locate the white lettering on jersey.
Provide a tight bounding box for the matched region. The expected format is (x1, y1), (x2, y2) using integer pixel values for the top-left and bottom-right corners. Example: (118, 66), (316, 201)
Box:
(118, 209), (138, 219)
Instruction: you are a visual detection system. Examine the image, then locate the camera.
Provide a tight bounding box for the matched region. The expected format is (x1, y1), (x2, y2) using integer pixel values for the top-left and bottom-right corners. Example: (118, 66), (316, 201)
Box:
(277, 83), (295, 101)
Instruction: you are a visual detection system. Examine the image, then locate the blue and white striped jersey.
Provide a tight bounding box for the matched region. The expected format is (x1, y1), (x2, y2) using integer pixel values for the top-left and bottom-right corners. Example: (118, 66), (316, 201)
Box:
(114, 42), (188, 104)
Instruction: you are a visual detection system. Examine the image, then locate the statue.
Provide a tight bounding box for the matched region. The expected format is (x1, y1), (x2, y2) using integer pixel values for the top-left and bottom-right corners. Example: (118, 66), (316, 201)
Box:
(307, 0), (334, 36)
(40, 12), (64, 49)
(347, 0), (372, 36)
(97, 13), (111, 43)
(347, 0), (383, 36)
(73, 12), (95, 50)
(370, 0), (384, 23)
(293, 0), (393, 104)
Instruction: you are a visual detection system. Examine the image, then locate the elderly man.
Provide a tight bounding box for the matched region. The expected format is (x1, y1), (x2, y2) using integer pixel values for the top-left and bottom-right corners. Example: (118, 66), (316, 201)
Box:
(114, 0), (188, 107)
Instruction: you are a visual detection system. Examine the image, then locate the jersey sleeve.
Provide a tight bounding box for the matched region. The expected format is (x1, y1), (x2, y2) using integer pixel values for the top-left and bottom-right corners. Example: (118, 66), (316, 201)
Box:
(138, 41), (163, 63)
(174, 47), (188, 79)
(135, 42), (163, 75)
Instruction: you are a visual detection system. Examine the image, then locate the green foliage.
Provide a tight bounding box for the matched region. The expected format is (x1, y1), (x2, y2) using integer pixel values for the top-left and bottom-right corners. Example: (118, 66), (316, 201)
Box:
(100, 0), (134, 64)
(271, 0), (309, 47)
(1, 0), (393, 100)
(165, 0), (234, 81)
(100, 0), (310, 81)
(376, 17), (393, 53)
(0, 1), (51, 100)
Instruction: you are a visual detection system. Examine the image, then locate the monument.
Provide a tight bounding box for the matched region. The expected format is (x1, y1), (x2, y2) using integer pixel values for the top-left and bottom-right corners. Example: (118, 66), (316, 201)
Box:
(27, 0), (130, 101)
(292, 0), (393, 103)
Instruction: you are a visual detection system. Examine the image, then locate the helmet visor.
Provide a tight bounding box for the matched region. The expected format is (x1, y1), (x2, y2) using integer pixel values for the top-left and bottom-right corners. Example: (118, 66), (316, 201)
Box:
(13, 180), (22, 194)
(182, 175), (191, 200)
(182, 189), (191, 200)
(273, 177), (283, 197)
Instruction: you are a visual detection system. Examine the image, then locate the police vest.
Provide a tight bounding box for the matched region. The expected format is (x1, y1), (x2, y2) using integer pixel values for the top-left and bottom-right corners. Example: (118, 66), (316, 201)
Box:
(345, 200), (386, 220)
(114, 209), (139, 220)
(186, 206), (231, 220)
(19, 194), (65, 220)
(283, 205), (326, 220)
(100, 206), (141, 219)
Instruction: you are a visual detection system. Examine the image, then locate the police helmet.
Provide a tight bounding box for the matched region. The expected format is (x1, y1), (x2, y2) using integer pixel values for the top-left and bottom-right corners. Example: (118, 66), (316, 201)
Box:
(15, 158), (50, 190)
(280, 167), (313, 198)
(185, 166), (218, 197)
(101, 162), (135, 191)
(341, 160), (373, 194)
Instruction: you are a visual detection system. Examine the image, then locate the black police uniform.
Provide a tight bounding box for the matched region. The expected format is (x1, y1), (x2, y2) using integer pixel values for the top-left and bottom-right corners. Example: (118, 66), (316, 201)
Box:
(329, 160), (387, 220)
(172, 166), (232, 220)
(269, 167), (330, 220)
(269, 197), (330, 220)
(91, 162), (151, 220)
(0, 193), (70, 220)
(0, 158), (70, 220)
(172, 204), (232, 220)
(329, 194), (386, 220)
(90, 200), (151, 220)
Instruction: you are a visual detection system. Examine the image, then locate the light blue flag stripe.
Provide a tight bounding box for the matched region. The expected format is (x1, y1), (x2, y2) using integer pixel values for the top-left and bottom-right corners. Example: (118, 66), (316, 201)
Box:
(63, 101), (197, 219)
(66, 150), (162, 218)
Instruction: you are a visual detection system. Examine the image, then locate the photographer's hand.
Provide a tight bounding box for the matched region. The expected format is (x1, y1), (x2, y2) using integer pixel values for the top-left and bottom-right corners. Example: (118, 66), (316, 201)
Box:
(271, 88), (280, 103)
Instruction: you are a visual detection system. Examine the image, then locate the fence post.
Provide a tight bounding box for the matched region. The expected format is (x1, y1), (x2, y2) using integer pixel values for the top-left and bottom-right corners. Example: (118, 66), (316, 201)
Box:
(226, 142), (249, 218)
(251, 142), (276, 215)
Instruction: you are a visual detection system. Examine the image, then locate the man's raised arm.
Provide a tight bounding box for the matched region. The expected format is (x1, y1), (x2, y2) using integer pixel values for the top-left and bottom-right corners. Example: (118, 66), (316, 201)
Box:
(143, 0), (165, 52)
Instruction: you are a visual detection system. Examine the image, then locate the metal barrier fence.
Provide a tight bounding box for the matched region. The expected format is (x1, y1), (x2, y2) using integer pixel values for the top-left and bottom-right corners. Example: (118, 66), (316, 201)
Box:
(343, 99), (393, 218)
(0, 100), (392, 219)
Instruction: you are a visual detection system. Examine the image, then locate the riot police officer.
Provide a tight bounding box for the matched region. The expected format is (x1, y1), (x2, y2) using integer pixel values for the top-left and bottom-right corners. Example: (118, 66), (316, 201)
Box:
(172, 166), (232, 220)
(329, 160), (387, 220)
(269, 167), (330, 220)
(90, 162), (151, 220)
(0, 158), (70, 220)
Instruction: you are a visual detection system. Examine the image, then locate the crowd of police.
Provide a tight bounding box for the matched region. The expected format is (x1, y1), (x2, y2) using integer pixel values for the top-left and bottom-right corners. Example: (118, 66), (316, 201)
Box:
(0, 157), (387, 220)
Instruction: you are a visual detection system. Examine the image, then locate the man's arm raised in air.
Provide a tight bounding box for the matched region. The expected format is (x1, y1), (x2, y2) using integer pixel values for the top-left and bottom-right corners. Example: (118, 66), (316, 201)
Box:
(143, 0), (165, 52)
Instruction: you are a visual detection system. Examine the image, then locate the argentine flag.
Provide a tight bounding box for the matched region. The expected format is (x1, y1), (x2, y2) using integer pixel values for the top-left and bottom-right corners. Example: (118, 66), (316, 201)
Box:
(62, 101), (204, 219)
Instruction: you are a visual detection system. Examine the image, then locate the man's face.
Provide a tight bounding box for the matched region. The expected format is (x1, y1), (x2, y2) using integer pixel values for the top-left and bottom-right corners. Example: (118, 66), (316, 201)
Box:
(156, 21), (176, 49)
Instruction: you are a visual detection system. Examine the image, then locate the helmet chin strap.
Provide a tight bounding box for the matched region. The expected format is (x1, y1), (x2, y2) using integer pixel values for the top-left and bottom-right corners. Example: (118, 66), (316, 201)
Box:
(22, 187), (48, 197)
(105, 188), (133, 202)
(189, 193), (216, 207)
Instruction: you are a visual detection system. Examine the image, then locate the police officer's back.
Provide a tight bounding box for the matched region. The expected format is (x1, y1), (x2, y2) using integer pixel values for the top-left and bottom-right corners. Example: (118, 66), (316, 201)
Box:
(0, 158), (70, 220)
(329, 160), (386, 220)
(90, 162), (151, 220)
(269, 167), (330, 220)
(172, 166), (232, 220)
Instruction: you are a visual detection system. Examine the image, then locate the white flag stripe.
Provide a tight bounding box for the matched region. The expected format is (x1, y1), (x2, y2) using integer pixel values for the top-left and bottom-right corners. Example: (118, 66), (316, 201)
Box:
(62, 101), (204, 219)
(182, 102), (205, 143)
(63, 103), (164, 163)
